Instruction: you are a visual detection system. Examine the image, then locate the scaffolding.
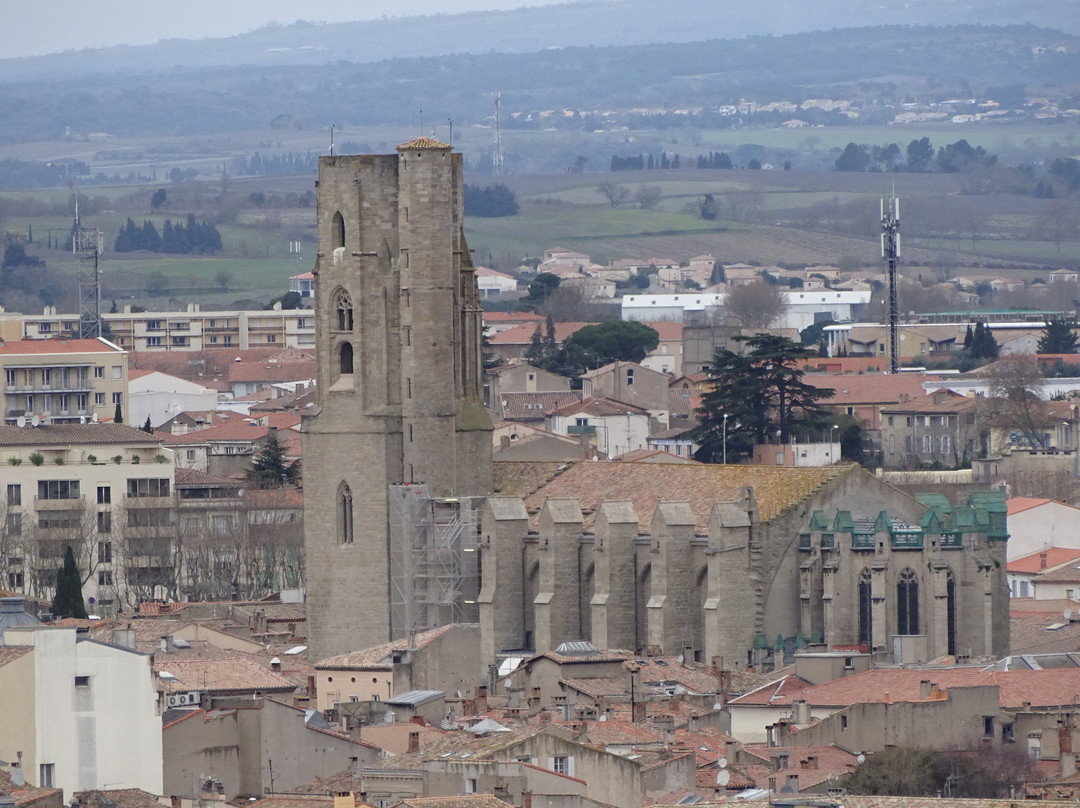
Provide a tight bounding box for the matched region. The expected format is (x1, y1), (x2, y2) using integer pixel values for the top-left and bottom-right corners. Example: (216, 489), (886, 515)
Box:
(388, 483), (479, 639)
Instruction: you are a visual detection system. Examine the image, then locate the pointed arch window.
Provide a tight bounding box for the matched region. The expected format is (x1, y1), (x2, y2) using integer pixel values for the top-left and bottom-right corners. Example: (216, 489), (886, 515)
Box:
(897, 568), (919, 635)
(337, 482), (354, 545)
(946, 569), (957, 656)
(339, 342), (354, 376)
(331, 211), (345, 249)
(335, 290), (354, 332)
(858, 568), (873, 648)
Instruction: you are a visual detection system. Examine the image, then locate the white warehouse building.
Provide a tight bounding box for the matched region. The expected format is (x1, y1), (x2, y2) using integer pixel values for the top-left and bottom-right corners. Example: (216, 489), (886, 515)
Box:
(621, 290), (870, 329)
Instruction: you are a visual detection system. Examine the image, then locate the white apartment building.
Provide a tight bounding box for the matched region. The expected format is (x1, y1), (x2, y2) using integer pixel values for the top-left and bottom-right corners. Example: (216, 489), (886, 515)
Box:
(0, 338), (127, 426)
(621, 289), (871, 329)
(8, 303), (315, 352)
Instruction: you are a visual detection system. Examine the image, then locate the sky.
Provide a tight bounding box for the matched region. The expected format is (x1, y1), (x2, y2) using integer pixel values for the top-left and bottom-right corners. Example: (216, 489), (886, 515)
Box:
(1, 0), (570, 59)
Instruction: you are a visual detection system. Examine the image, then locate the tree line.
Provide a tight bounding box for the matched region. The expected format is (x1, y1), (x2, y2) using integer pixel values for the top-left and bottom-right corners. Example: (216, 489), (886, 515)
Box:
(834, 137), (997, 173)
(464, 183), (519, 217)
(114, 214), (223, 255)
(230, 151), (319, 177)
(610, 153), (681, 171)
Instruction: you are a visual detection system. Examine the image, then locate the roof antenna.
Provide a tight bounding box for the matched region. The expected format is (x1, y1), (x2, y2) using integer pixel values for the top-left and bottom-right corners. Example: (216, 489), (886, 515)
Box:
(448, 117), (454, 145)
(329, 124), (335, 156)
(419, 108), (423, 136)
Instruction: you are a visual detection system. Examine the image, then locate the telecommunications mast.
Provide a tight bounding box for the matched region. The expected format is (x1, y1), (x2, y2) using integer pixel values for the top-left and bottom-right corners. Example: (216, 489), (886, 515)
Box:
(881, 194), (901, 374)
(492, 92), (505, 176)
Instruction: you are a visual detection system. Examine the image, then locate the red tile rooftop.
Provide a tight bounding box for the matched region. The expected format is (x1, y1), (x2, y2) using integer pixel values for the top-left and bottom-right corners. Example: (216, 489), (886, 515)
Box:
(1006, 496), (1056, 515)
(0, 337), (123, 354)
(1007, 547), (1080, 574)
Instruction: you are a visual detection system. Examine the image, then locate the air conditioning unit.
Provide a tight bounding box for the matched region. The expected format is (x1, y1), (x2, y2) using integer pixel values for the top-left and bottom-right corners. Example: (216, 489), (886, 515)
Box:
(166, 691), (202, 708)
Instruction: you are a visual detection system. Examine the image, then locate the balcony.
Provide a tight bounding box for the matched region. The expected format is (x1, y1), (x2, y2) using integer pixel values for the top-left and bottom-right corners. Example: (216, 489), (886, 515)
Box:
(567, 425), (596, 436)
(33, 495), (85, 509)
(851, 532), (875, 550)
(890, 531), (924, 550)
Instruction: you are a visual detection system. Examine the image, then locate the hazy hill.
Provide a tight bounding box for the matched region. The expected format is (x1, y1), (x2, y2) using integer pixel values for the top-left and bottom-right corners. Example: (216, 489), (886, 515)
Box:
(2, 0), (1079, 82)
(1, 24), (1077, 149)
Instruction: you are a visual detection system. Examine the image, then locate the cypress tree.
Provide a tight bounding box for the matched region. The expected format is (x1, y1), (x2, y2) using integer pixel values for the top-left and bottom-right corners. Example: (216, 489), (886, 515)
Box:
(114, 401), (123, 424)
(51, 546), (87, 619)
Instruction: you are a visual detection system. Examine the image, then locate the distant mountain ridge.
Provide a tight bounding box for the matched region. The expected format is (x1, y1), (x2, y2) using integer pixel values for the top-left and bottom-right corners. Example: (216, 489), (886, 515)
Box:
(2, 0), (1078, 82)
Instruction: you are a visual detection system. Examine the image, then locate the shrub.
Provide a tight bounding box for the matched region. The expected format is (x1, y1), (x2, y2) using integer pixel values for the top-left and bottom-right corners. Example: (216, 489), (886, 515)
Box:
(29, 452), (44, 466)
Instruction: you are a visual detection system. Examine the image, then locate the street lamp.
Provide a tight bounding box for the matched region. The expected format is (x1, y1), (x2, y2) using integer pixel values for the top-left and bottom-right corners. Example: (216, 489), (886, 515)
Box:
(722, 413), (729, 465)
(830, 424), (839, 461)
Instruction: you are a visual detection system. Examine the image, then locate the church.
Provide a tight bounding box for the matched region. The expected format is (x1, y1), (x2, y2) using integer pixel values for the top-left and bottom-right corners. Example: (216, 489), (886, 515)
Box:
(303, 143), (1009, 668)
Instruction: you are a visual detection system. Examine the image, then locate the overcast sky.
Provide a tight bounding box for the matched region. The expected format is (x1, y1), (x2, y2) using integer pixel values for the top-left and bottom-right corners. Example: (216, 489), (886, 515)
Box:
(1, 0), (570, 59)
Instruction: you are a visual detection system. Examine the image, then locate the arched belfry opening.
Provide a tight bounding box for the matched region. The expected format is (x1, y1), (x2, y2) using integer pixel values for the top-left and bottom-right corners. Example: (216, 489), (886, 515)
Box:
(339, 342), (354, 376)
(334, 289), (354, 332)
(331, 211), (345, 249)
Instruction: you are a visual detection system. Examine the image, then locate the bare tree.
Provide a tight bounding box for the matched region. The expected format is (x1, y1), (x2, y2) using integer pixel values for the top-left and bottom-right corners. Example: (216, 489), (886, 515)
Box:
(982, 355), (1053, 450)
(596, 182), (630, 208)
(113, 499), (181, 607)
(634, 185), (662, 210)
(724, 281), (788, 329)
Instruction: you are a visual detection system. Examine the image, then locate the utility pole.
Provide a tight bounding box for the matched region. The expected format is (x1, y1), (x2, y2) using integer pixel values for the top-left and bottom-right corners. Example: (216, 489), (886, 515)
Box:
(492, 92), (504, 176)
(881, 194), (901, 374)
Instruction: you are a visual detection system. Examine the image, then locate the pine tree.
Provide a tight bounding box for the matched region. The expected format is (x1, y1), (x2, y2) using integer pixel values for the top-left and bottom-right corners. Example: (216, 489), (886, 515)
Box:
(246, 432), (300, 488)
(1038, 315), (1079, 354)
(51, 546), (87, 619)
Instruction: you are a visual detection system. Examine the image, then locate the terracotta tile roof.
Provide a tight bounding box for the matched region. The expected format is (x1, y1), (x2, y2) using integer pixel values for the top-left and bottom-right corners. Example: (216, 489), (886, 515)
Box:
(805, 373), (929, 405)
(800, 356), (892, 374)
(397, 137), (450, 150)
(615, 449), (698, 464)
(0, 423), (161, 447)
(0, 646), (31, 668)
(640, 321), (683, 340)
(72, 789), (164, 808)
(735, 666), (1080, 710)
(153, 656), (297, 694)
(1006, 496), (1054, 515)
(493, 460), (851, 532)
(548, 396), (651, 418)
(252, 796), (370, 808)
(1008, 547), (1080, 574)
(397, 797), (512, 808)
(497, 391), (582, 421)
(0, 337), (122, 355)
(880, 390), (981, 415)
(157, 419), (269, 445)
(727, 674), (815, 706)
(1009, 612), (1080, 656)
(228, 360), (316, 384)
(0, 769), (63, 808)
(489, 322), (595, 346)
(129, 348), (313, 384)
(175, 467), (242, 487)
(314, 624), (462, 669)
(1031, 562), (1080, 584)
(482, 312), (545, 324)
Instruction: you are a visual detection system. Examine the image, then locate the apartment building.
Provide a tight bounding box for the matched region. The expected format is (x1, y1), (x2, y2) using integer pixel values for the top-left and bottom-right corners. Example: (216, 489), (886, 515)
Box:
(0, 338), (127, 425)
(10, 303), (315, 352)
(0, 423), (174, 614)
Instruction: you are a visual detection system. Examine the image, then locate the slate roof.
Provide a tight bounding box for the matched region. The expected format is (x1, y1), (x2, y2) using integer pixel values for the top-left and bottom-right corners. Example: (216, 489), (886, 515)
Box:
(0, 423), (160, 447)
(493, 460), (851, 532)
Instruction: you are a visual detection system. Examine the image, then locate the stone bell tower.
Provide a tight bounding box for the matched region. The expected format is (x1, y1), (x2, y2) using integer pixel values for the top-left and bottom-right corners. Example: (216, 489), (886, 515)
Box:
(302, 139), (493, 662)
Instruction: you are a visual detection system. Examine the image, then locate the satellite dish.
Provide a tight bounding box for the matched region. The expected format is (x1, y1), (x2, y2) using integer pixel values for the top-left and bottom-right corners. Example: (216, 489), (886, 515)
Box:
(16, 416), (25, 428)
(716, 770), (730, 788)
(31, 414), (40, 427)
(718, 757), (728, 769)
(856, 754), (866, 764)
(91, 412), (98, 423)
(1065, 609), (1074, 621)
(598, 714), (607, 722)
(676, 653), (684, 664)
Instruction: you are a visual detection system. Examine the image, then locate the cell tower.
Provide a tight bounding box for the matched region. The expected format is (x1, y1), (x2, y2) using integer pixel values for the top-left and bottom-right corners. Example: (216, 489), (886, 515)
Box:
(76, 226), (104, 339)
(881, 194), (901, 374)
(73, 180), (104, 339)
(492, 92), (505, 176)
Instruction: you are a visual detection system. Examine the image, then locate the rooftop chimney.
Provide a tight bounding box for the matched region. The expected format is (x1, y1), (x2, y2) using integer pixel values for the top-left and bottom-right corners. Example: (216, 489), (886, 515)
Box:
(920, 680), (932, 699)
(408, 731), (420, 754)
(1040, 552), (1049, 570)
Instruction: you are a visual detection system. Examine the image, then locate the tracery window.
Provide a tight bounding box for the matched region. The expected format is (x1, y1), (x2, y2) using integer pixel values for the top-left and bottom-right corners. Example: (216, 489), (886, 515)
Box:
(897, 568), (919, 635)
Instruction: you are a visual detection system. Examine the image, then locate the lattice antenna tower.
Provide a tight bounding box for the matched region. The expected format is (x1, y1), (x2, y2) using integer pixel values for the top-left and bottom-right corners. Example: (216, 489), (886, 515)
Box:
(492, 92), (505, 176)
(881, 193), (901, 374)
(72, 183), (104, 339)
